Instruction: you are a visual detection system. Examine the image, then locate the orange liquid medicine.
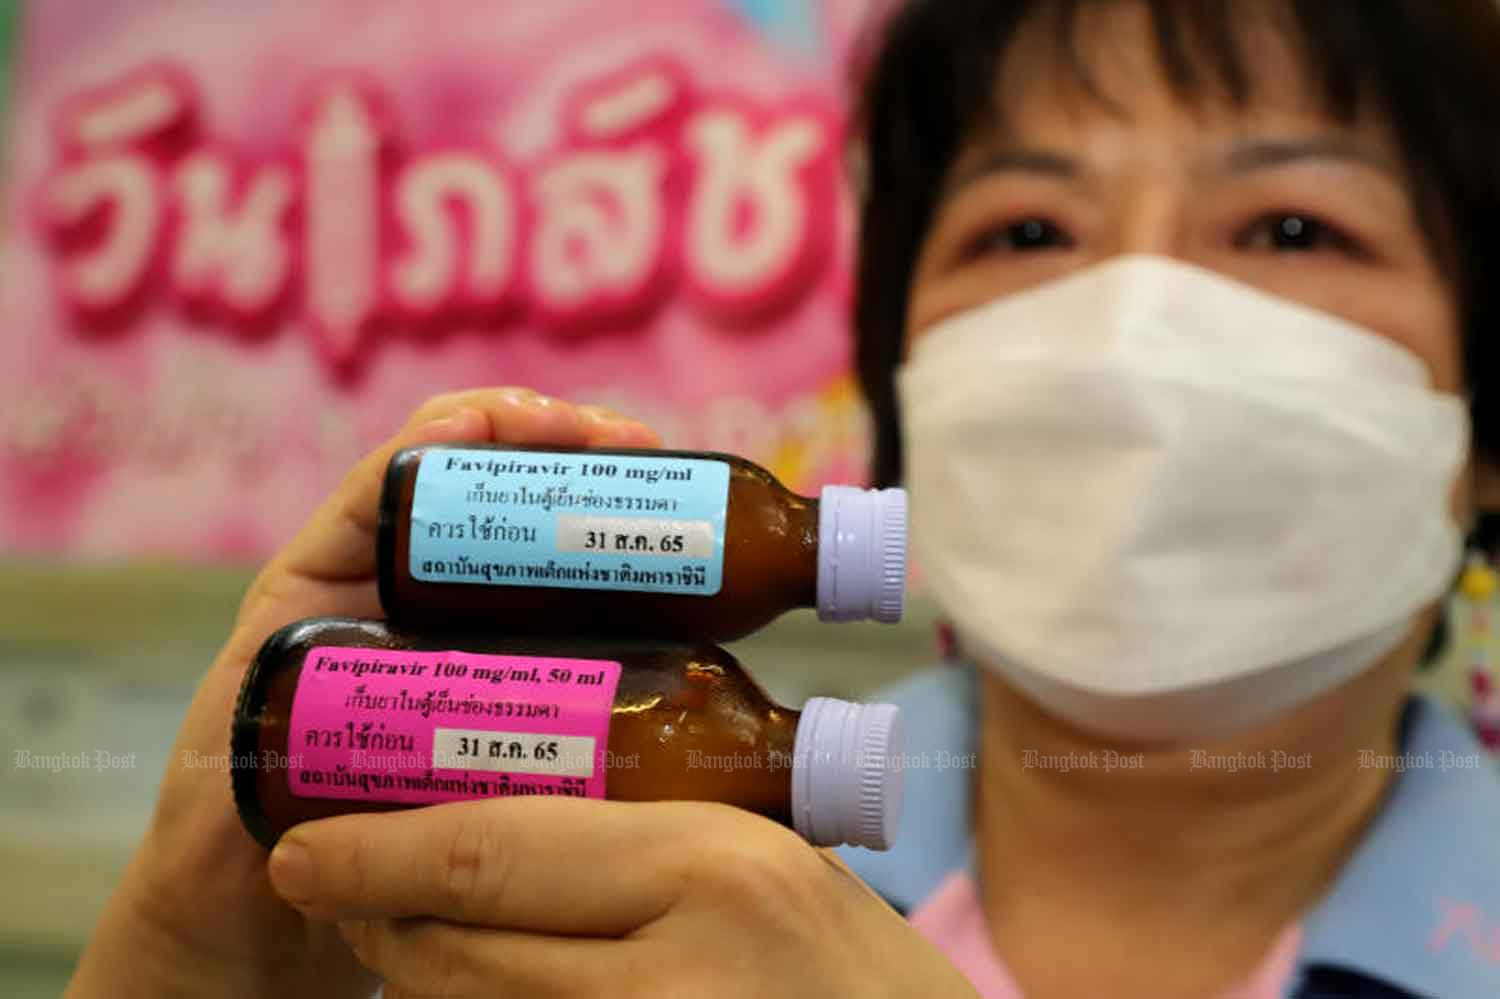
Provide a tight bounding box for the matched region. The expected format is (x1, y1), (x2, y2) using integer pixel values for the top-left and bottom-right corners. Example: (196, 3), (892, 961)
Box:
(232, 617), (904, 850)
(376, 444), (908, 641)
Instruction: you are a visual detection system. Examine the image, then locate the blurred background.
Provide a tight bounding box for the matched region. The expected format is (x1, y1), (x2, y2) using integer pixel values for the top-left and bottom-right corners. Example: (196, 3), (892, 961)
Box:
(0, 2), (1492, 995)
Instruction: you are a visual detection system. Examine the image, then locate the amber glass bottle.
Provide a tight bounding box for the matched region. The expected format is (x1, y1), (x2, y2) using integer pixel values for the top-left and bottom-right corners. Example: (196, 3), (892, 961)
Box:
(231, 617), (903, 850)
(376, 444), (906, 641)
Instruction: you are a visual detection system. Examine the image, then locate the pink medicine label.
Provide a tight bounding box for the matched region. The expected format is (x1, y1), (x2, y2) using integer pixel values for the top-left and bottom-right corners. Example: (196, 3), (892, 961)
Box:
(288, 646), (622, 804)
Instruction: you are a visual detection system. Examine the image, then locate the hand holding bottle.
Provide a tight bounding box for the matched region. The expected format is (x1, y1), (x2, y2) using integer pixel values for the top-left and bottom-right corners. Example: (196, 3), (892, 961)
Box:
(65, 388), (658, 999)
(265, 797), (982, 999)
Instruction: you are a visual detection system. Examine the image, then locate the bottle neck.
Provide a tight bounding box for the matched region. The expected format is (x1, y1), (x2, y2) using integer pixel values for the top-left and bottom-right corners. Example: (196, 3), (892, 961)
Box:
(767, 704), (801, 769)
(785, 492), (821, 609)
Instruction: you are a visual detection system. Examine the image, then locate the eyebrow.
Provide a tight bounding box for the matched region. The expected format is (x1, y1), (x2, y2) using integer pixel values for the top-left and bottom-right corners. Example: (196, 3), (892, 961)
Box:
(944, 148), (1081, 197)
(1216, 137), (1401, 180)
(943, 136), (1401, 198)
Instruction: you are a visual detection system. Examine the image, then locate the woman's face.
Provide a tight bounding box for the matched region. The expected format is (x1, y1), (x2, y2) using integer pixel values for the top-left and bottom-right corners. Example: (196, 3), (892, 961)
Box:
(905, 3), (1462, 396)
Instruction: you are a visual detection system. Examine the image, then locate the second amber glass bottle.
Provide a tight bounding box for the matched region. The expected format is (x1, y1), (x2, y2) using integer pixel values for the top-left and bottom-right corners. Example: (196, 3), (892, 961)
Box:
(231, 617), (904, 850)
(377, 444), (907, 641)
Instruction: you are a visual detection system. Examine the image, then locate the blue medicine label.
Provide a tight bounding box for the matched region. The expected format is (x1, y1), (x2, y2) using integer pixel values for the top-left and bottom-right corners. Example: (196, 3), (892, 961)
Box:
(410, 449), (730, 596)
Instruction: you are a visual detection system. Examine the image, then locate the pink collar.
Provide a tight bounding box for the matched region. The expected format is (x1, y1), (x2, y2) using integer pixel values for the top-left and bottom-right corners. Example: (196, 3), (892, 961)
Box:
(909, 871), (1302, 998)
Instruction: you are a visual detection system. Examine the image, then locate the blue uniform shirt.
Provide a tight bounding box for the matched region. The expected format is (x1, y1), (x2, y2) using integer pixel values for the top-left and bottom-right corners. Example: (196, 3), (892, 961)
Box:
(837, 666), (1500, 999)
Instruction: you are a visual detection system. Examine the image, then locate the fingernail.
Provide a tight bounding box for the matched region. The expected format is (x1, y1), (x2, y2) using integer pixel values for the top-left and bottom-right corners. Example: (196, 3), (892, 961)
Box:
(578, 405), (615, 425)
(581, 405), (648, 431)
(269, 837), (315, 904)
(498, 387), (543, 407)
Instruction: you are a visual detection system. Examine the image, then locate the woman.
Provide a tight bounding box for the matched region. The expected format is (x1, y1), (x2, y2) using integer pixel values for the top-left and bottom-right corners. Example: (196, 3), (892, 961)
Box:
(65, 2), (1500, 997)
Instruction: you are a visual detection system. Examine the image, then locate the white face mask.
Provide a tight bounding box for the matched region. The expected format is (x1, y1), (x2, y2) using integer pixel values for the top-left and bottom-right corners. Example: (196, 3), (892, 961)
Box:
(898, 256), (1469, 741)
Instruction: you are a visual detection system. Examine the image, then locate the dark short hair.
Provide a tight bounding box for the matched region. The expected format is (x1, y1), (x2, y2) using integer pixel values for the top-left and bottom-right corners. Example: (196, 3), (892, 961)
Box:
(851, 0), (1500, 487)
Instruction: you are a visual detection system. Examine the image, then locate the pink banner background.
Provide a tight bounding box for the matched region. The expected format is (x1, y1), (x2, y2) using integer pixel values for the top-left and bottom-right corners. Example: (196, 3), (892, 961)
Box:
(0, 0), (879, 559)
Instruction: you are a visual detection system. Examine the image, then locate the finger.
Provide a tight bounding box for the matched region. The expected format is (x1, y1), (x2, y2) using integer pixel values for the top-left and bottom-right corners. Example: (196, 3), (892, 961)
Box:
(270, 401), (495, 585)
(339, 917), (647, 999)
(260, 388), (658, 589)
(268, 797), (740, 932)
(229, 403), (490, 636)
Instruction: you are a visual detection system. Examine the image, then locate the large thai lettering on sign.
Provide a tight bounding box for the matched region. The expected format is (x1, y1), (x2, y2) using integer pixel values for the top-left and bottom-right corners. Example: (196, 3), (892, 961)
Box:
(37, 57), (840, 373)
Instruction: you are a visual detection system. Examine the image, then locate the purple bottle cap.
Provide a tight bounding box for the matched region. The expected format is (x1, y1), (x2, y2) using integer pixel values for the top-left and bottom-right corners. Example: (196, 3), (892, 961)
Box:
(791, 697), (904, 850)
(816, 486), (908, 624)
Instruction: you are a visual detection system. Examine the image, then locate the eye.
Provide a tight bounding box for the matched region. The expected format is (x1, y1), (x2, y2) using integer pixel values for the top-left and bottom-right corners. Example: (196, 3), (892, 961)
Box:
(963, 218), (1075, 259)
(1236, 213), (1361, 255)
